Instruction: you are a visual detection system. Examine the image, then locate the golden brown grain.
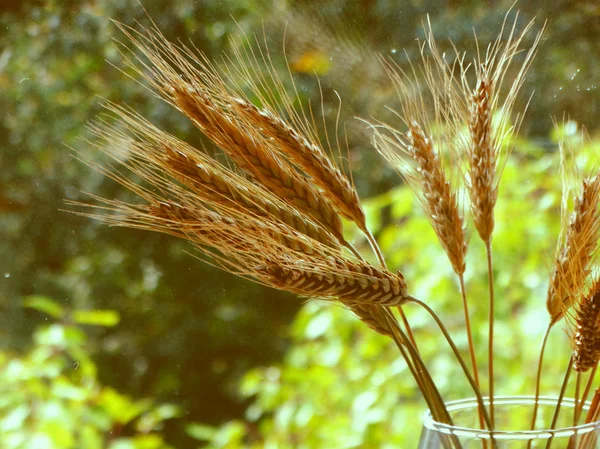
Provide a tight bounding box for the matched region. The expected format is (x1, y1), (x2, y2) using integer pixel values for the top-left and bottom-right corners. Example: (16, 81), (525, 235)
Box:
(231, 96), (367, 228)
(376, 119), (467, 275)
(468, 75), (496, 243)
(570, 279), (600, 372)
(548, 174), (600, 324)
(112, 23), (346, 246)
(171, 84), (345, 242)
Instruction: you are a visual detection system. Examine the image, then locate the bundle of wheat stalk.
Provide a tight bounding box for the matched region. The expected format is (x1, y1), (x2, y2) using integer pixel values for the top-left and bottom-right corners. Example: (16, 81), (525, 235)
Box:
(71, 10), (600, 448)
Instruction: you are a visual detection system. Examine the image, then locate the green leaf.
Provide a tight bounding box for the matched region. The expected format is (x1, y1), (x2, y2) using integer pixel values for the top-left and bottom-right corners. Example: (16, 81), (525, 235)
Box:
(22, 296), (65, 319)
(136, 404), (182, 433)
(186, 423), (217, 441)
(99, 388), (153, 426)
(72, 310), (120, 327)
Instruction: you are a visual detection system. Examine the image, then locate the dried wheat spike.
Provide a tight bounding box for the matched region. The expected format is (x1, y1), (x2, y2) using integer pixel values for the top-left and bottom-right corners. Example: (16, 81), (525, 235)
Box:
(463, 19), (543, 243)
(547, 174), (600, 324)
(349, 304), (392, 336)
(418, 15), (542, 244)
(113, 23), (345, 245)
(171, 84), (344, 243)
(261, 259), (407, 307)
(570, 279), (600, 372)
(468, 75), (496, 242)
(86, 104), (338, 251)
(163, 145), (335, 248)
(74, 187), (408, 311)
(231, 97), (367, 229)
(73, 22), (415, 341)
(376, 120), (467, 275)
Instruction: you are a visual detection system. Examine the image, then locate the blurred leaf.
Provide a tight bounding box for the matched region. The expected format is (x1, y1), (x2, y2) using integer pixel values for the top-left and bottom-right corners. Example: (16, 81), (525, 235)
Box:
(22, 296), (65, 319)
(98, 388), (151, 425)
(72, 310), (120, 327)
(109, 434), (166, 449)
(186, 422), (217, 441)
(136, 404), (182, 433)
(0, 404), (29, 432)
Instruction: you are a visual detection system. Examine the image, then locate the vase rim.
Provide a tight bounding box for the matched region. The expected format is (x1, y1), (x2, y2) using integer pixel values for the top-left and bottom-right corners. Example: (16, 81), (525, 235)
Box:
(422, 395), (600, 440)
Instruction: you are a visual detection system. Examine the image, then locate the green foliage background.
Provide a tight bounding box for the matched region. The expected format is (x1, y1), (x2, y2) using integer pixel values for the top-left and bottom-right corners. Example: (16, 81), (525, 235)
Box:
(1, 0), (600, 448)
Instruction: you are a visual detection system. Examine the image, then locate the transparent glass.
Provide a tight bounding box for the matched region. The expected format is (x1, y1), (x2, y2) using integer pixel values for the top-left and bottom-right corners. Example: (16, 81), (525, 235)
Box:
(418, 396), (600, 449)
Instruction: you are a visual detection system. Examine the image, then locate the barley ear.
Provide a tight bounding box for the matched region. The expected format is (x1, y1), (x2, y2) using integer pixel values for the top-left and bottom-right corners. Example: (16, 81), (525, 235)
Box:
(570, 278), (600, 372)
(375, 120), (467, 275)
(113, 23), (347, 246)
(231, 97), (367, 229)
(460, 16), (543, 243)
(467, 74), (496, 243)
(547, 174), (600, 324)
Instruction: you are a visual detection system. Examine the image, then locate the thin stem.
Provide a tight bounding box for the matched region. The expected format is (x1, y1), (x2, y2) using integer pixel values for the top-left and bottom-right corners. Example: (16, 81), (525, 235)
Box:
(397, 306), (419, 352)
(380, 308), (462, 449)
(381, 309), (434, 413)
(568, 372), (583, 449)
(381, 309), (447, 421)
(364, 227), (387, 268)
(344, 241), (366, 261)
(458, 273), (484, 432)
(580, 389), (600, 449)
(485, 239), (495, 427)
(459, 274), (480, 388)
(577, 363), (599, 421)
(362, 227), (420, 352)
(575, 372), (582, 427)
(406, 296), (494, 433)
(584, 388), (600, 424)
(545, 355), (574, 449)
(528, 322), (553, 448)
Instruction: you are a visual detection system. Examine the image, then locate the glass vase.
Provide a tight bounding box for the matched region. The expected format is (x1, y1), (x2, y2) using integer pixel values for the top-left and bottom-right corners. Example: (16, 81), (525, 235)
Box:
(418, 396), (600, 449)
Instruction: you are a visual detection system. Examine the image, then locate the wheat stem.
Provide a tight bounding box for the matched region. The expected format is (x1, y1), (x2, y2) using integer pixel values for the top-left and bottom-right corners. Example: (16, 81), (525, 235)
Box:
(579, 388), (600, 449)
(379, 308), (462, 449)
(364, 227), (387, 269)
(379, 310), (436, 411)
(363, 224), (420, 352)
(585, 388), (600, 424)
(485, 240), (496, 427)
(575, 372), (582, 427)
(545, 355), (574, 449)
(529, 322), (553, 446)
(407, 296), (493, 432)
(577, 362), (599, 423)
(459, 273), (484, 432)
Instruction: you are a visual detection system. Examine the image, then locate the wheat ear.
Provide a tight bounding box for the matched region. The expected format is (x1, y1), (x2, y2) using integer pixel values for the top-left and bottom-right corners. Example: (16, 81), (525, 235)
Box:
(73, 181), (408, 311)
(570, 279), (600, 373)
(231, 97), (367, 226)
(376, 120), (467, 275)
(458, 17), (542, 242)
(222, 27), (393, 268)
(95, 103), (338, 250)
(171, 85), (344, 240)
(373, 54), (483, 421)
(547, 174), (600, 324)
(112, 23), (346, 246)
(462, 18), (541, 427)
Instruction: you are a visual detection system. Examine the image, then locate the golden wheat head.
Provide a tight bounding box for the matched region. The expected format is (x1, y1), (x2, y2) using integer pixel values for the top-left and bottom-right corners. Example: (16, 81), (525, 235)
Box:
(69, 20), (412, 337)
